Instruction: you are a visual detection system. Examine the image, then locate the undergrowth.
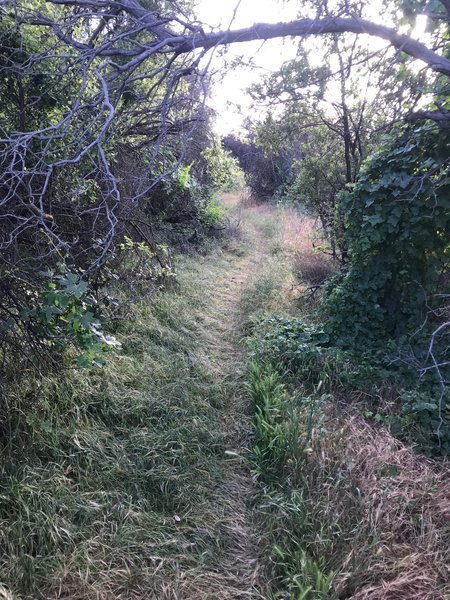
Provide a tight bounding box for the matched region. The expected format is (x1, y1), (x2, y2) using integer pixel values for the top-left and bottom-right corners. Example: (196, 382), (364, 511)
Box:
(246, 331), (450, 600)
(242, 203), (449, 599)
(249, 313), (450, 455)
(1, 197), (449, 600)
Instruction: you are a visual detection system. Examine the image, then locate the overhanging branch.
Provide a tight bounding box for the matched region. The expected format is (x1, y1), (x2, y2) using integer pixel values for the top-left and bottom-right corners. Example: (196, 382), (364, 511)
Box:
(176, 17), (450, 77)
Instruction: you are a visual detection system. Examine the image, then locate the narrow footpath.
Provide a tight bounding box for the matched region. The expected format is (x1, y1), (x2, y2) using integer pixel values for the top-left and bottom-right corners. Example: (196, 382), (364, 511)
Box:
(171, 192), (273, 599)
(156, 191), (298, 598)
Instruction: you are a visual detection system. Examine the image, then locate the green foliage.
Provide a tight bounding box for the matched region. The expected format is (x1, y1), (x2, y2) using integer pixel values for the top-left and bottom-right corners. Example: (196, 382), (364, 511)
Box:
(0, 12), (66, 132)
(198, 196), (228, 227)
(247, 361), (334, 599)
(284, 126), (348, 255)
(249, 314), (450, 453)
(35, 268), (120, 366)
(305, 121), (450, 455)
(254, 316), (327, 359)
(253, 314), (393, 385)
(158, 137), (242, 233)
(397, 0), (447, 27)
(202, 137), (245, 192)
(326, 122), (450, 349)
(398, 388), (450, 455)
(174, 163), (193, 190)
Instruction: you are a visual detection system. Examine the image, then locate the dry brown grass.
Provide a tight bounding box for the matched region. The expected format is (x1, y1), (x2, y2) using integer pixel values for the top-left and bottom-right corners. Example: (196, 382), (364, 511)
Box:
(280, 208), (317, 252)
(280, 210), (336, 288)
(312, 404), (450, 599)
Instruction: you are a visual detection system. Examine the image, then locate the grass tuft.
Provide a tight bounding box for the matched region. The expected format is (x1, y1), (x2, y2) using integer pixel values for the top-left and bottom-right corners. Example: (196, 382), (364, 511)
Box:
(247, 361), (334, 599)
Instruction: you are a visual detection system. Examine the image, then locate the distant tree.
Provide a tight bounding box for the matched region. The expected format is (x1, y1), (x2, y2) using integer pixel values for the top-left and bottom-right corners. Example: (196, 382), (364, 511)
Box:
(247, 0), (437, 255)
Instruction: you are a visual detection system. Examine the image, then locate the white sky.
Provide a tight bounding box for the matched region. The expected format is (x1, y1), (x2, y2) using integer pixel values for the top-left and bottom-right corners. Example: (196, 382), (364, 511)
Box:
(195, 0), (300, 134)
(194, 1), (429, 135)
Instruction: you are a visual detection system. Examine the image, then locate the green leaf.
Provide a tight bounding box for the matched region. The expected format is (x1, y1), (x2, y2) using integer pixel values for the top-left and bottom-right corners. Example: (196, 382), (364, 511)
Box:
(364, 215), (384, 226)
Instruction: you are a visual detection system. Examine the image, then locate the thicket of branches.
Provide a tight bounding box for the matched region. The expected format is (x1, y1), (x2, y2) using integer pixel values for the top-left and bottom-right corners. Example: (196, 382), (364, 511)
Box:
(0, 0), (242, 377)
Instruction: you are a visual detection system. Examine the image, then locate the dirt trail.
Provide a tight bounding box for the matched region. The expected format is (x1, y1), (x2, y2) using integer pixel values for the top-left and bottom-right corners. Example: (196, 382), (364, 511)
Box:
(185, 192), (272, 598)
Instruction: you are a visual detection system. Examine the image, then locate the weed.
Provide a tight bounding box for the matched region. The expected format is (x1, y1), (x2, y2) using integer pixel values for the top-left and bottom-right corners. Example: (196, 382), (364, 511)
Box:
(199, 196), (229, 227)
(247, 361), (335, 598)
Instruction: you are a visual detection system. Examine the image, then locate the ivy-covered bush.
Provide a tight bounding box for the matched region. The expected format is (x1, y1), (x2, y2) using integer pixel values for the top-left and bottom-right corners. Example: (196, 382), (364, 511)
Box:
(319, 122), (450, 453)
(326, 122), (450, 349)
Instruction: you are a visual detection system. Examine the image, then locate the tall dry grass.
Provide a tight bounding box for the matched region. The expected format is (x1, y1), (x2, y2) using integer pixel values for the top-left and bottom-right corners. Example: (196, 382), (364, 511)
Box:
(321, 405), (450, 599)
(281, 210), (336, 287)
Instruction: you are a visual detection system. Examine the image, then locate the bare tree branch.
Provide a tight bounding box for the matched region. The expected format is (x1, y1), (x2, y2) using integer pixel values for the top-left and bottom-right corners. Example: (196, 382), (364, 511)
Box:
(406, 108), (450, 123)
(13, 2), (450, 76)
(176, 17), (450, 77)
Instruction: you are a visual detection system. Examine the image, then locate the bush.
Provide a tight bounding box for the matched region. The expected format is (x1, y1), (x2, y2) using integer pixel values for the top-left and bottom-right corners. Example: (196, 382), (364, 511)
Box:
(325, 123), (450, 350)
(398, 388), (450, 455)
(251, 314), (450, 454)
(199, 197), (228, 227)
(222, 134), (287, 199)
(202, 137), (245, 192)
(250, 315), (346, 390)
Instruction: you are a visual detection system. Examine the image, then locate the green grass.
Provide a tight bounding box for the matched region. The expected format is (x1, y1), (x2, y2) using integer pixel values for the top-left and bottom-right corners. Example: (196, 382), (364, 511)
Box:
(247, 362), (335, 599)
(240, 269), (284, 316)
(259, 217), (278, 240)
(0, 244), (258, 600)
(239, 255), (292, 320)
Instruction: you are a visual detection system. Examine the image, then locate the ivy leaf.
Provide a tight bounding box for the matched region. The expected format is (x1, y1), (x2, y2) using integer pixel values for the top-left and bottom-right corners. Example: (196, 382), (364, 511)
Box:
(364, 215), (384, 226)
(79, 311), (95, 328)
(397, 172), (412, 189)
(45, 305), (62, 320)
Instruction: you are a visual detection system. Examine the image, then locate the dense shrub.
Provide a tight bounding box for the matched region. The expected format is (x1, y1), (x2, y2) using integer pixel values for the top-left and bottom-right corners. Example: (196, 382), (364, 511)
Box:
(222, 134), (287, 199)
(251, 314), (450, 454)
(326, 123), (450, 349)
